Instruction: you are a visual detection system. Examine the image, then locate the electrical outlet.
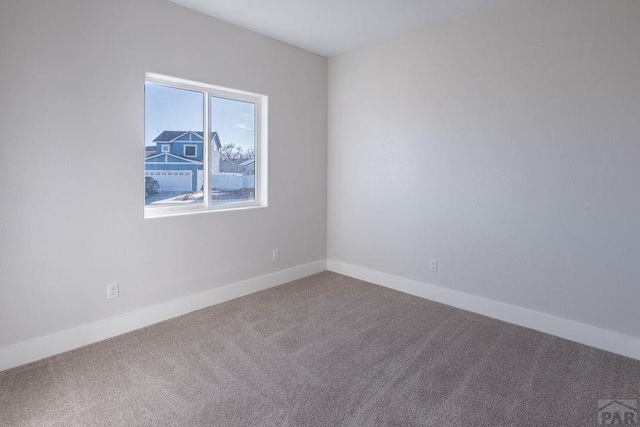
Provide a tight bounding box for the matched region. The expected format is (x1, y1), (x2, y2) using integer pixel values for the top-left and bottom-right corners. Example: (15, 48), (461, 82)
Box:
(107, 282), (119, 299)
(272, 248), (279, 261)
(430, 258), (437, 272)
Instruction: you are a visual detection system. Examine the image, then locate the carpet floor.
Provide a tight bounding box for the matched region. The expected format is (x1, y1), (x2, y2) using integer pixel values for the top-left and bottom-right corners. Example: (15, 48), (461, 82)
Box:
(1, 271), (640, 426)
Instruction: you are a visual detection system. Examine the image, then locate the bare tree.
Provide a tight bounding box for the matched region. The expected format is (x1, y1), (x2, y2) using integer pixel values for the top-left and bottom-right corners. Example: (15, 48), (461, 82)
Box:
(221, 143), (235, 158)
(222, 143), (244, 160)
(222, 143), (255, 160)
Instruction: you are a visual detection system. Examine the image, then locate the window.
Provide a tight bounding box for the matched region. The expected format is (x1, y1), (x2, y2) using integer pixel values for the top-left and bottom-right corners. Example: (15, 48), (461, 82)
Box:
(144, 73), (267, 218)
(183, 145), (197, 157)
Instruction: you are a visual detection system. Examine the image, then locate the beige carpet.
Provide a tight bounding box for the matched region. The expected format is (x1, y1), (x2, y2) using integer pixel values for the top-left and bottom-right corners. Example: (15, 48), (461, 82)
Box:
(1, 271), (640, 426)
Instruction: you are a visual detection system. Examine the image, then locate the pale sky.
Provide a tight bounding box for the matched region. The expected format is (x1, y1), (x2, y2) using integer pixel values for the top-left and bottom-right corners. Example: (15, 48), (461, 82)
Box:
(144, 83), (255, 150)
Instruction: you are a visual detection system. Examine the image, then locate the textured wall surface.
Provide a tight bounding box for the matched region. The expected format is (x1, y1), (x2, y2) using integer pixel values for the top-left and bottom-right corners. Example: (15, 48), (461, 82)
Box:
(0, 0), (327, 348)
(328, 0), (640, 337)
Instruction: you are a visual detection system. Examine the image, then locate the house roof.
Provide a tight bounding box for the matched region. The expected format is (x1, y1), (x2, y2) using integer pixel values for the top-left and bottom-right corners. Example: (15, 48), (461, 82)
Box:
(153, 131), (222, 149)
(218, 154), (255, 175)
(219, 153), (255, 166)
(219, 153), (243, 166)
(153, 131), (188, 142)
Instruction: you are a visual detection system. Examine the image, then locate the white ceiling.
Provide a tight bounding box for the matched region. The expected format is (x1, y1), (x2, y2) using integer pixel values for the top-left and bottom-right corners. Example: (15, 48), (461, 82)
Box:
(168, 0), (502, 57)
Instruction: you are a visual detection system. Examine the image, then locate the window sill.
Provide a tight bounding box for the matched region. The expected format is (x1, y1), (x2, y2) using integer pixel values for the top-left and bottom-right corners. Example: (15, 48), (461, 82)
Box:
(144, 202), (267, 219)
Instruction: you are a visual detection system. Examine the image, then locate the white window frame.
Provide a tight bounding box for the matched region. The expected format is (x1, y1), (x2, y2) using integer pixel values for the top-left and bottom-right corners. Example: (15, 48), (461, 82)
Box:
(161, 144), (170, 153)
(183, 144), (197, 157)
(144, 72), (268, 218)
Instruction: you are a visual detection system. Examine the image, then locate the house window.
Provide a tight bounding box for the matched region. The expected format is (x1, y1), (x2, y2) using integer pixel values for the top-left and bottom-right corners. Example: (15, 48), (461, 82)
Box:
(144, 72), (267, 218)
(183, 145), (197, 157)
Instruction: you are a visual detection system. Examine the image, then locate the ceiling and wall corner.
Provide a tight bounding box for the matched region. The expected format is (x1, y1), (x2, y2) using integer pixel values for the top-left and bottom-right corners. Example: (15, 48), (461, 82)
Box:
(167, 0), (504, 56)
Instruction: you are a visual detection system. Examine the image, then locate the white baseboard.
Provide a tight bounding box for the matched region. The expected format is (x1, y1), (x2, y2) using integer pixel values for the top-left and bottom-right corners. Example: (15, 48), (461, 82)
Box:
(5, 258), (638, 372)
(0, 260), (326, 372)
(327, 259), (640, 361)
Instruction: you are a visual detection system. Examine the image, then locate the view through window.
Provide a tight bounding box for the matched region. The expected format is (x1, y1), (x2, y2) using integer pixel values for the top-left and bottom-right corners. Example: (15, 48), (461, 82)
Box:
(144, 74), (264, 217)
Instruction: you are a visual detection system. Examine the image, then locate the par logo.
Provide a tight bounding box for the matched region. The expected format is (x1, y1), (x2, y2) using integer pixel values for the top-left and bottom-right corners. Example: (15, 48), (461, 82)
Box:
(598, 400), (637, 425)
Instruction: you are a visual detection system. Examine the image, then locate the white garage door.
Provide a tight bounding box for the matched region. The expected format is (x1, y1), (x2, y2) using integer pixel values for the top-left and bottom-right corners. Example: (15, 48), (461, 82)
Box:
(146, 170), (192, 192)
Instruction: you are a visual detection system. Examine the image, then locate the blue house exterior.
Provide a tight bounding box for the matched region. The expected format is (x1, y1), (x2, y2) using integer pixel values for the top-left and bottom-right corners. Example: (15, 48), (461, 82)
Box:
(145, 131), (221, 192)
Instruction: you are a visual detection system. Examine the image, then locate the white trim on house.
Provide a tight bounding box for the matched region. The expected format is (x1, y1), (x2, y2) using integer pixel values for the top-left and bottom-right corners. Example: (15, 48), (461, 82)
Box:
(0, 260), (327, 372)
(165, 131), (203, 143)
(168, 131), (189, 142)
(145, 162), (202, 166)
(327, 260), (640, 361)
(145, 152), (203, 165)
(182, 131), (203, 142)
(160, 144), (170, 153)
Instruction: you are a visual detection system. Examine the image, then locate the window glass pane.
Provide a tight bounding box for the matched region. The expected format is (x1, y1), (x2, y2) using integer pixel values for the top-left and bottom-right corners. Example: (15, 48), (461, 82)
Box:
(184, 145), (196, 157)
(210, 96), (256, 205)
(144, 83), (204, 207)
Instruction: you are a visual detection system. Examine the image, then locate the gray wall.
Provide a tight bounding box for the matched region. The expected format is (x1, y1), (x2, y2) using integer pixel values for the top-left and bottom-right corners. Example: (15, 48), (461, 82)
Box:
(0, 0), (327, 348)
(328, 0), (640, 337)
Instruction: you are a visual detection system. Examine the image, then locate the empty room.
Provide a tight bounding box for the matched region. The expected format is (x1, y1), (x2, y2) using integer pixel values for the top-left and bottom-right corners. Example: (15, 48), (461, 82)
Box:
(1, 0), (639, 425)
